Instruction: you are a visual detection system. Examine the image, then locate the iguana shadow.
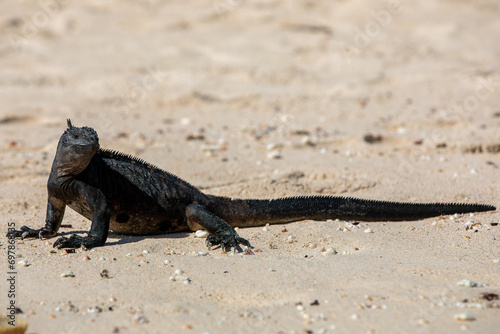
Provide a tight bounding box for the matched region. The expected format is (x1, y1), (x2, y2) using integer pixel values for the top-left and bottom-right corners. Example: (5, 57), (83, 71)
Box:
(104, 231), (190, 247)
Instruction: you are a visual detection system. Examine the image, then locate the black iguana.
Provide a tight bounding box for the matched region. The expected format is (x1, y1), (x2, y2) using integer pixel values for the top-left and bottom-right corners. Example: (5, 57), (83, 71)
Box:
(6, 120), (496, 250)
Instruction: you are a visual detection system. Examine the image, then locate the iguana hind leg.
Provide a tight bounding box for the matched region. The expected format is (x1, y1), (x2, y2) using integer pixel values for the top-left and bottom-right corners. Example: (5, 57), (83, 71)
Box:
(185, 203), (250, 250)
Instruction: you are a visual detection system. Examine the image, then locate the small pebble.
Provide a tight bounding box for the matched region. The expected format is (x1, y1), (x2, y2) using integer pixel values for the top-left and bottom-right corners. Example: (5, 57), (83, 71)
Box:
(182, 324), (192, 330)
(454, 312), (476, 321)
(308, 243), (317, 248)
(492, 259), (500, 263)
(60, 270), (75, 278)
(87, 306), (103, 314)
(174, 269), (184, 275)
(83, 256), (90, 261)
(100, 269), (110, 278)
(134, 315), (149, 324)
(457, 279), (484, 288)
(201, 144), (224, 153)
(364, 228), (374, 233)
(164, 260), (170, 264)
(243, 247), (254, 255)
(351, 314), (359, 320)
(143, 250), (149, 254)
(268, 268), (276, 272)
(262, 226), (269, 231)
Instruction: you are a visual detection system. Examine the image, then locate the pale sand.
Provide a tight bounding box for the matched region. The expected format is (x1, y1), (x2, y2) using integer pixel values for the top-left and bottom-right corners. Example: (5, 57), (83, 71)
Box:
(0, 1), (499, 333)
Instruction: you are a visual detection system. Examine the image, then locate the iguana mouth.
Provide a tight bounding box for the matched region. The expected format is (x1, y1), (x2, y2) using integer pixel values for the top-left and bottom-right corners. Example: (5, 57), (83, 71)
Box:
(71, 143), (99, 151)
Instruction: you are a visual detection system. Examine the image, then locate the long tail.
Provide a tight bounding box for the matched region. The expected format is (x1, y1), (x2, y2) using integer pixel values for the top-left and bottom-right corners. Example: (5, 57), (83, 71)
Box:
(207, 195), (496, 227)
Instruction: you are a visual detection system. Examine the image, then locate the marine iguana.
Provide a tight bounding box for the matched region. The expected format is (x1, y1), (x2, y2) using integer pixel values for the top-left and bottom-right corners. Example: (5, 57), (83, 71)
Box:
(6, 120), (496, 250)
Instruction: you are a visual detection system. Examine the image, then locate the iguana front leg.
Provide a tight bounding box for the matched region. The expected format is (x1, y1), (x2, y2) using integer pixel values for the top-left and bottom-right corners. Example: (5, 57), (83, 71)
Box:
(6, 196), (65, 240)
(186, 203), (251, 250)
(53, 181), (111, 250)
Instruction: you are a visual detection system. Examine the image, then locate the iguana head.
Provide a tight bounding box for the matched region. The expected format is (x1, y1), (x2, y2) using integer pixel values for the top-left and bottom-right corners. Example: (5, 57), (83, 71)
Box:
(62, 119), (99, 149)
(53, 119), (100, 176)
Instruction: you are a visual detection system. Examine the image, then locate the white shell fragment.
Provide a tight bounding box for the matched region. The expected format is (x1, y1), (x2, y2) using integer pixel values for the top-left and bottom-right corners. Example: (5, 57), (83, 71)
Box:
(492, 259), (500, 264)
(321, 248), (338, 256)
(364, 228), (374, 233)
(301, 136), (316, 146)
(17, 260), (29, 267)
(195, 252), (208, 257)
(456, 301), (493, 310)
(344, 222), (356, 229)
(60, 270), (75, 278)
(180, 118), (191, 125)
(266, 143), (282, 151)
(195, 230), (209, 238)
(457, 279), (484, 288)
(169, 268), (191, 283)
(262, 226), (269, 231)
(267, 150), (282, 159)
(454, 312), (476, 321)
(464, 220), (475, 230)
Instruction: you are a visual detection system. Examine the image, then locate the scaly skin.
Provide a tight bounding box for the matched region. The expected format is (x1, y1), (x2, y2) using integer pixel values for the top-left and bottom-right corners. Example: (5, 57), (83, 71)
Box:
(6, 120), (497, 250)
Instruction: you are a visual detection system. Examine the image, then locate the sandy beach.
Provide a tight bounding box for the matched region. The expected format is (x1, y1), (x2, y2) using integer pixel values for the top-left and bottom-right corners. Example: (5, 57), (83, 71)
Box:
(1, 0), (499, 333)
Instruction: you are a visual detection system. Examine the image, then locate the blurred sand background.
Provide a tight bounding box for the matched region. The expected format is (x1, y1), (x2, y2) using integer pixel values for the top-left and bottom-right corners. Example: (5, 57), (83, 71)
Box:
(0, 0), (499, 333)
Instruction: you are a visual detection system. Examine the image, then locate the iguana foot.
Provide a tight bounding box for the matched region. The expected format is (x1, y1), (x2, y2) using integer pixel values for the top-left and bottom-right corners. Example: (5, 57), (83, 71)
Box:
(6, 226), (56, 240)
(53, 235), (102, 250)
(205, 232), (251, 251)
(185, 203), (251, 251)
